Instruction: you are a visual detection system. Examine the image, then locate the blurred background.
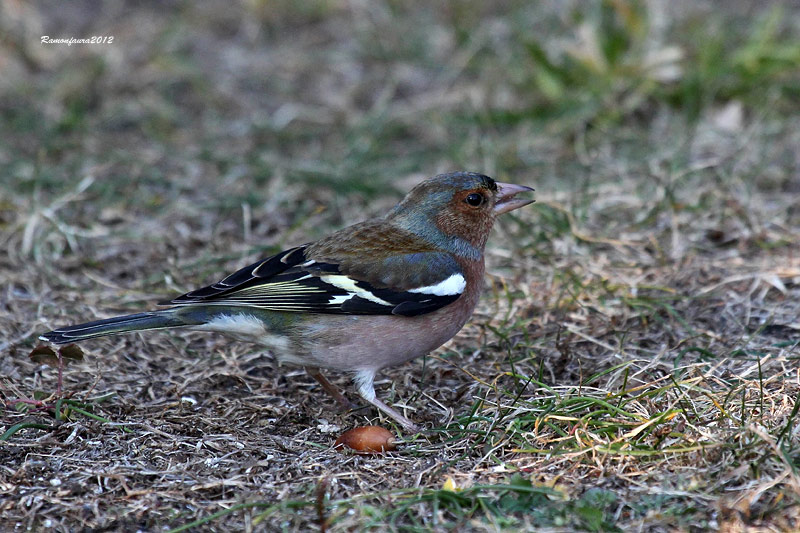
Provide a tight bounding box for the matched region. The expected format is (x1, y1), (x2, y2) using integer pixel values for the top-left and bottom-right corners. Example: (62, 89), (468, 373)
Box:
(2, 1), (798, 243)
(2, 0), (798, 289)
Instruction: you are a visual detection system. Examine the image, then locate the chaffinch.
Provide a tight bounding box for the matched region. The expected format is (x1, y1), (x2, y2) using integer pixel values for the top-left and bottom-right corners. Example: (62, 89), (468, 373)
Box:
(40, 172), (534, 431)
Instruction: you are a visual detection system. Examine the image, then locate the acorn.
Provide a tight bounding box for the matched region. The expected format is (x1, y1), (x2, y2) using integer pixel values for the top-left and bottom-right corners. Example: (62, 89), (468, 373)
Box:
(333, 426), (398, 454)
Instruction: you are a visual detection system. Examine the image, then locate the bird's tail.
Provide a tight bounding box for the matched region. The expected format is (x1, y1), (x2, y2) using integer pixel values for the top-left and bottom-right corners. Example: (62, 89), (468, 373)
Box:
(39, 309), (198, 344)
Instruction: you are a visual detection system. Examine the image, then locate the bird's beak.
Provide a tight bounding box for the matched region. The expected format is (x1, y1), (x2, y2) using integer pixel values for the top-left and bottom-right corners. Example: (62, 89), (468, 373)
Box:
(494, 182), (535, 214)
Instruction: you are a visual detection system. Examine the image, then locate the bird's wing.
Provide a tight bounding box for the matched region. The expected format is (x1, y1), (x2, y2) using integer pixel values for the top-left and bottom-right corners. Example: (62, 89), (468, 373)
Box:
(163, 231), (465, 317)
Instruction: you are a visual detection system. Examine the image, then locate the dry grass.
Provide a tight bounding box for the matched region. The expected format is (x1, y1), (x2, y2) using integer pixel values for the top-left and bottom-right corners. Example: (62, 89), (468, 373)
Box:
(2, 1), (800, 531)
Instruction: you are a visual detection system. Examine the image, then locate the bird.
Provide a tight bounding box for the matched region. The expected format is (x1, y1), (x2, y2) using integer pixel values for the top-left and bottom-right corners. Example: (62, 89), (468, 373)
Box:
(39, 172), (534, 431)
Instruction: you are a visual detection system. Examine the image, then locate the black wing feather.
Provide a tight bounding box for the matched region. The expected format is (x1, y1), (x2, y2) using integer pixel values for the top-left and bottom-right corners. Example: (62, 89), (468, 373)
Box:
(162, 245), (463, 316)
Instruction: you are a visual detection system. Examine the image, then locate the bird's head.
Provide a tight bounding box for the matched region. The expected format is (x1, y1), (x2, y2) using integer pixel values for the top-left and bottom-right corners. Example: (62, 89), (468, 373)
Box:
(387, 172), (534, 257)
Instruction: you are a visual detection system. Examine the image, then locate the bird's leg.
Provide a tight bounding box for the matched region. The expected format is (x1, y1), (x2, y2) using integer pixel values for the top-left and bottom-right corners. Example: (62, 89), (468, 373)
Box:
(353, 370), (420, 433)
(56, 350), (64, 397)
(305, 367), (355, 411)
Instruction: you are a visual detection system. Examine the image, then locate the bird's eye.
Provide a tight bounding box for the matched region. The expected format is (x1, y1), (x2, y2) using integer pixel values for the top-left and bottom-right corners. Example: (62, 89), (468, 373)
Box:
(465, 193), (485, 207)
